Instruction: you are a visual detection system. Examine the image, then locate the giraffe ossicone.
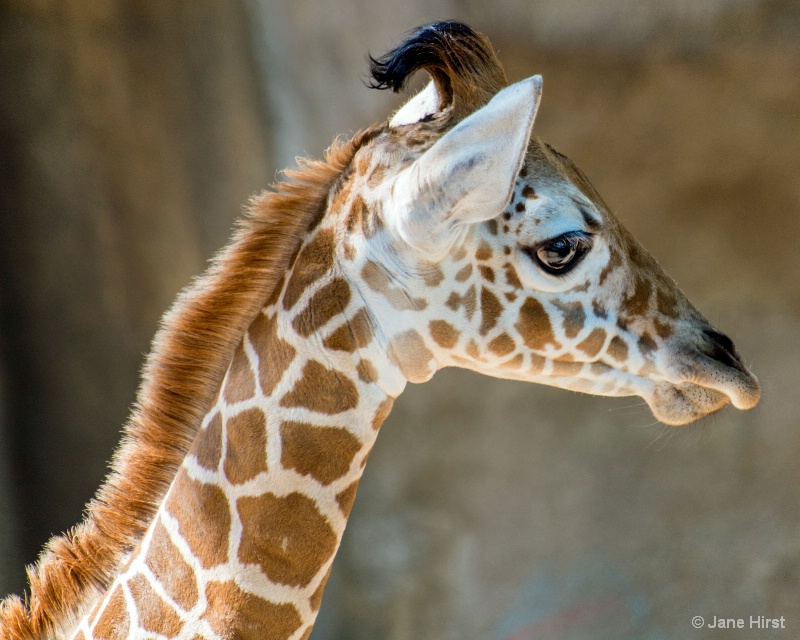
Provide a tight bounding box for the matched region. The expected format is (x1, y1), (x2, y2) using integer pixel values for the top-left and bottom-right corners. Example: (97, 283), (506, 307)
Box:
(1, 20), (759, 640)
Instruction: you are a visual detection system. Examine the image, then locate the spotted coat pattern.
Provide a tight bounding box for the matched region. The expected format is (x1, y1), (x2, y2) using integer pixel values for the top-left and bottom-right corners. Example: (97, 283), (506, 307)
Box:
(2, 22), (759, 640)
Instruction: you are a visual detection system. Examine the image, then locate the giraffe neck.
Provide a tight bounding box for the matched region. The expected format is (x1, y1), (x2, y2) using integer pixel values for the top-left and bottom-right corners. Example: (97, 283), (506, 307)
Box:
(74, 223), (398, 640)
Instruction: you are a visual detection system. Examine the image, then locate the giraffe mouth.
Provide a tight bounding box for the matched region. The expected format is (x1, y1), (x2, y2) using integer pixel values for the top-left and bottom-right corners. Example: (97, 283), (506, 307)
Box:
(645, 349), (761, 426)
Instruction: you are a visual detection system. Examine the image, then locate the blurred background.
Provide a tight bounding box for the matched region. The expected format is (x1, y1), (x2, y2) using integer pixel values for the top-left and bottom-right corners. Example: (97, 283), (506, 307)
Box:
(1, 1), (798, 638)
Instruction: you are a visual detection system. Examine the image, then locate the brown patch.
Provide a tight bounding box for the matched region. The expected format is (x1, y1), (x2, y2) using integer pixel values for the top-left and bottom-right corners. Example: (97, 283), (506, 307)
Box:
(335, 481), (360, 517)
(423, 264), (445, 287)
(92, 586), (129, 640)
(505, 292), (517, 302)
(292, 277), (352, 338)
(202, 580), (302, 640)
(264, 275), (285, 309)
(516, 297), (561, 351)
(356, 153), (370, 176)
(488, 333), (516, 357)
(323, 307), (374, 353)
(503, 246), (511, 255)
(343, 241), (356, 261)
(249, 312), (297, 396)
(145, 520), (199, 611)
(361, 261), (427, 310)
(455, 263), (473, 282)
(445, 285), (478, 320)
(466, 340), (484, 361)
(598, 245), (622, 285)
(391, 330), (434, 382)
(479, 287), (503, 336)
(521, 185), (538, 199)
(129, 573), (183, 638)
(479, 265), (495, 282)
(622, 275), (653, 317)
(281, 360), (359, 414)
(300, 628), (314, 640)
(310, 567), (333, 613)
(328, 179), (352, 217)
(656, 287), (680, 318)
(280, 422), (362, 485)
(504, 264), (522, 289)
(238, 492), (337, 588)
(592, 299), (607, 319)
(194, 411), (222, 471)
(356, 359), (378, 383)
(654, 318), (673, 338)
(475, 240), (492, 261)
(553, 301), (585, 339)
(486, 219), (499, 235)
(452, 247), (468, 261)
(224, 342), (256, 404)
(367, 164), (387, 188)
(551, 360), (584, 377)
(502, 353), (524, 369)
(607, 336), (629, 361)
(345, 195), (382, 238)
(372, 397), (394, 430)
(225, 408), (268, 485)
(576, 328), (607, 358)
(283, 229), (336, 310)
(429, 320), (460, 349)
(530, 353), (546, 374)
(515, 202), (525, 212)
(638, 332), (658, 355)
(166, 469), (229, 569)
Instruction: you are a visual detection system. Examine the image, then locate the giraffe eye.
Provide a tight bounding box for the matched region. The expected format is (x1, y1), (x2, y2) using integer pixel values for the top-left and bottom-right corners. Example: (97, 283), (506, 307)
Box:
(526, 232), (592, 275)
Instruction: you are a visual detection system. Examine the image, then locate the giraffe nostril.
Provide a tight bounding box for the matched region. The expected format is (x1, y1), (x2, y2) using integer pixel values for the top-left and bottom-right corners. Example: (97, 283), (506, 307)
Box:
(701, 328), (744, 371)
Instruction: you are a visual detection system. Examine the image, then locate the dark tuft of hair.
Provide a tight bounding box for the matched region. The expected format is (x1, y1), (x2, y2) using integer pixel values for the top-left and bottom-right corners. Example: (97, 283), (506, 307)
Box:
(367, 21), (507, 119)
(368, 22), (482, 92)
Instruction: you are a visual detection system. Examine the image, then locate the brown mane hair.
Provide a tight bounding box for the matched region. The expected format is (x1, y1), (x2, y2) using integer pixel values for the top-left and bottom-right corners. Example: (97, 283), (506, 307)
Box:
(368, 21), (507, 120)
(0, 126), (382, 640)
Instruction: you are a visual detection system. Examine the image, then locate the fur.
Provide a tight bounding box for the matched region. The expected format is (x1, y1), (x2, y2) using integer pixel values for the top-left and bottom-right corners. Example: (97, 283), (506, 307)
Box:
(0, 126), (383, 640)
(368, 21), (507, 119)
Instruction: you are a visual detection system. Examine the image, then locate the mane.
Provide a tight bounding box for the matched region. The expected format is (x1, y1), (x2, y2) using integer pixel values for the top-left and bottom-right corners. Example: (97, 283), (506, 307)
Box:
(368, 20), (507, 119)
(0, 125), (383, 640)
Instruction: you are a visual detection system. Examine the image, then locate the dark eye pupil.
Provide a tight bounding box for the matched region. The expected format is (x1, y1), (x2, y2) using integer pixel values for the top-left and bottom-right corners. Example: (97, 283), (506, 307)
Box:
(537, 238), (577, 268)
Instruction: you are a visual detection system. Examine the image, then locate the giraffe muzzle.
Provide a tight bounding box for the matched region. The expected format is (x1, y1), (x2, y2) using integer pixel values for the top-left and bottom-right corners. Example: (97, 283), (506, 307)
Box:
(647, 330), (761, 425)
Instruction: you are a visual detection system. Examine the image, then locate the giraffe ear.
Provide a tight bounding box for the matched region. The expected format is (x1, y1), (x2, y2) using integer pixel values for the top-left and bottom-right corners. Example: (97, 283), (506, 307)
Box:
(385, 75), (542, 258)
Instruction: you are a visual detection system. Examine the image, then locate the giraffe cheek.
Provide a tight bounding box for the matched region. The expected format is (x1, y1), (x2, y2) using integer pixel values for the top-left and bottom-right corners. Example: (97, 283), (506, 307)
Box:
(515, 297), (561, 352)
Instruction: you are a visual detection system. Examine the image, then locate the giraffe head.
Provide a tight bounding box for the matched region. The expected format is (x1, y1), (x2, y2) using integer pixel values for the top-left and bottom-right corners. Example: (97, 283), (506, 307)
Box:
(331, 22), (759, 425)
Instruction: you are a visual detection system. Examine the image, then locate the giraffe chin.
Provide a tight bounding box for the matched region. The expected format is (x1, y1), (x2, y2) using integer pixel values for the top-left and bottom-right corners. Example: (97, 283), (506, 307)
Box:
(648, 382), (738, 426)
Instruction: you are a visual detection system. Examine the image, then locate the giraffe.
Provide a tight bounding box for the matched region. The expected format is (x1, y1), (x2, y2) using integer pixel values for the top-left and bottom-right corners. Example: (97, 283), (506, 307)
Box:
(0, 21), (760, 640)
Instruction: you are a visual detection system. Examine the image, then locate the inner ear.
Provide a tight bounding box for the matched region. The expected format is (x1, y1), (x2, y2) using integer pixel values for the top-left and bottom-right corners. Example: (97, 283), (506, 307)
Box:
(390, 81), (439, 127)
